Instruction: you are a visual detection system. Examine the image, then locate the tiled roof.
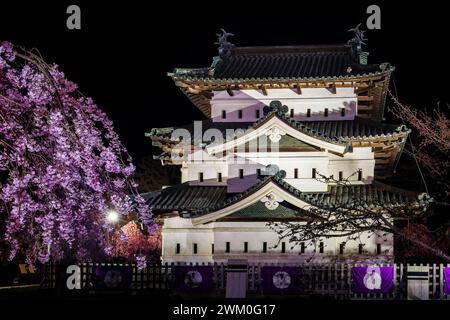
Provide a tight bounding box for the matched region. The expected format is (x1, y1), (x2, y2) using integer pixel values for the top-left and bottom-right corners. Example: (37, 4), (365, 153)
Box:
(147, 111), (409, 147)
(149, 184), (228, 213)
(148, 174), (424, 216)
(169, 45), (393, 81)
(302, 118), (409, 141)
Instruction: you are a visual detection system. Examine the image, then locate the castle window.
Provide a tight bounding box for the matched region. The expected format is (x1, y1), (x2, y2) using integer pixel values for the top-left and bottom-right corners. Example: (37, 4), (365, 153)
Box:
(263, 242), (267, 253)
(312, 168), (317, 179)
(256, 109), (260, 118)
(193, 243), (198, 254)
(239, 169), (244, 179)
(358, 244), (364, 254)
(226, 242), (230, 253)
(218, 172), (222, 182)
(238, 110), (243, 119)
(290, 109), (294, 117)
(222, 110), (226, 119)
(301, 242), (305, 254)
(341, 108), (346, 117)
(358, 170), (363, 181)
(281, 242), (286, 253)
(176, 243), (180, 254)
(256, 168), (261, 178)
(339, 243), (345, 255)
(294, 168), (299, 179)
(199, 172), (204, 182)
(211, 244), (215, 254)
(306, 108), (311, 117)
(376, 244), (382, 255)
(339, 171), (343, 181)
(324, 108), (329, 117)
(319, 242), (324, 253)
(244, 242), (248, 253)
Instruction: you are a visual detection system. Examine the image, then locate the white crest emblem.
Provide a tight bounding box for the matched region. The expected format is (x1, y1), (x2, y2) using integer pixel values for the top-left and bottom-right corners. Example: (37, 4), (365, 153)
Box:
(272, 271), (291, 289)
(103, 270), (122, 288)
(185, 270), (203, 288)
(363, 266), (382, 290)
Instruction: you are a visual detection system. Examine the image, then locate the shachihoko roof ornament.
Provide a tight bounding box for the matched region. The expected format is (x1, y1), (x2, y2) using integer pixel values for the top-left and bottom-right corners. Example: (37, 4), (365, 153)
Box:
(347, 23), (367, 51)
(215, 28), (235, 58)
(346, 23), (369, 65)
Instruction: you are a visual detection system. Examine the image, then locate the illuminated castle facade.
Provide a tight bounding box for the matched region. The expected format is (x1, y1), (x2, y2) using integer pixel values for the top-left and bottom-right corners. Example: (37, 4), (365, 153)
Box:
(147, 29), (418, 263)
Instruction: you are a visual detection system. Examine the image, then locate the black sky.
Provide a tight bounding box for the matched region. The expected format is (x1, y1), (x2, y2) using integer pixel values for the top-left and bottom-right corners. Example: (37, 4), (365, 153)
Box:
(1, 1), (449, 162)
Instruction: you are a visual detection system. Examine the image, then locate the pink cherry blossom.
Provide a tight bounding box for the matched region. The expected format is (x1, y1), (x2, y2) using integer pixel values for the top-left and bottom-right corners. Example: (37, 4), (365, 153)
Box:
(0, 42), (155, 264)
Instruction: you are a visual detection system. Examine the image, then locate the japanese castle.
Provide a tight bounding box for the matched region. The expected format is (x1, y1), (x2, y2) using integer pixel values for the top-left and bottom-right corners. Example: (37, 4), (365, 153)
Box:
(146, 29), (420, 263)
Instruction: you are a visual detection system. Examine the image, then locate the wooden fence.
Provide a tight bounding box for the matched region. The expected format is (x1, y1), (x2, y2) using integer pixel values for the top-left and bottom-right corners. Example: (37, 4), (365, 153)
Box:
(40, 262), (449, 300)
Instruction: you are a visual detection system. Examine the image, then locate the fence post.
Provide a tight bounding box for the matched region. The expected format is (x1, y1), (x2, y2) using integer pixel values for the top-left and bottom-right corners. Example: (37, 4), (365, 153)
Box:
(407, 263), (429, 300)
(225, 259), (248, 298)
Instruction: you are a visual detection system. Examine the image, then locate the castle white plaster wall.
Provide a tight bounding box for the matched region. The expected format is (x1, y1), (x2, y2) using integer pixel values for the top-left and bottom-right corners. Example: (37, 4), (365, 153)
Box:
(161, 217), (393, 263)
(185, 148), (375, 191)
(211, 88), (358, 122)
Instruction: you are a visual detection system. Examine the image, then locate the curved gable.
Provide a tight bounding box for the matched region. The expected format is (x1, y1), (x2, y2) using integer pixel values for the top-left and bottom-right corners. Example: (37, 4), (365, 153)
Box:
(206, 114), (348, 155)
(191, 180), (314, 225)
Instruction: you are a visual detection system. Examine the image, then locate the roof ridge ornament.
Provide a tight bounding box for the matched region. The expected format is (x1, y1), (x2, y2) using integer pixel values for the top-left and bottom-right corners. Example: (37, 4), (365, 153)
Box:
(215, 28), (235, 58)
(347, 23), (369, 65)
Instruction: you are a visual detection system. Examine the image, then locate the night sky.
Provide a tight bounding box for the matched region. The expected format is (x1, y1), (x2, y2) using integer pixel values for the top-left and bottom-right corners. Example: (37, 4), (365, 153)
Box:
(1, 1), (449, 163)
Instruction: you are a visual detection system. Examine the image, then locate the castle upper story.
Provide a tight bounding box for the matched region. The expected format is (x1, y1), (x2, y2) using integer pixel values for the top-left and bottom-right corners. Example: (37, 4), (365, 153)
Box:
(169, 37), (394, 122)
(149, 29), (407, 195)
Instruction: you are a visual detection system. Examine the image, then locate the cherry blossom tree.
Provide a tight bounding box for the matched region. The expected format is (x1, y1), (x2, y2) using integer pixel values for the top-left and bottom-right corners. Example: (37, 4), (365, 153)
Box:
(0, 41), (155, 264)
(388, 90), (450, 198)
(387, 91), (450, 261)
(113, 221), (161, 261)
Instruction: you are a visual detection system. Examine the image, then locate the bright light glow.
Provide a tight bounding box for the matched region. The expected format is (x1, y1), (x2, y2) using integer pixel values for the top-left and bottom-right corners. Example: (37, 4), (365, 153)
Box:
(106, 210), (119, 223)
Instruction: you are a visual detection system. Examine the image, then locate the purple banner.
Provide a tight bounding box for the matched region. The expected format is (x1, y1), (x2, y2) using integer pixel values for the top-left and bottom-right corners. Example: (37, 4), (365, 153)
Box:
(444, 267), (450, 295)
(351, 266), (393, 294)
(174, 266), (214, 292)
(94, 265), (133, 290)
(261, 267), (303, 294)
